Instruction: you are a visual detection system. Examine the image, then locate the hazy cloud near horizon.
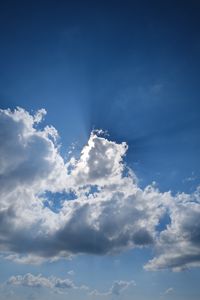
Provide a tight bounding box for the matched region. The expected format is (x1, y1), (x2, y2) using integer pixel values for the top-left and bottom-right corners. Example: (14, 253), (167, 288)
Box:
(4, 272), (135, 297)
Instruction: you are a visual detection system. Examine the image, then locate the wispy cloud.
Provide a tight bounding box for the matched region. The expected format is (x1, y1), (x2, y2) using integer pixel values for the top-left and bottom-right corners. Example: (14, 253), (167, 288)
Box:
(160, 287), (174, 298)
(163, 287), (174, 295)
(67, 270), (75, 276)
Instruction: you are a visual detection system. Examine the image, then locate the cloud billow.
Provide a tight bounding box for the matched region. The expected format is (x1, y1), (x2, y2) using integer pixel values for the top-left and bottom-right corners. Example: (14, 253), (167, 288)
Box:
(0, 107), (200, 271)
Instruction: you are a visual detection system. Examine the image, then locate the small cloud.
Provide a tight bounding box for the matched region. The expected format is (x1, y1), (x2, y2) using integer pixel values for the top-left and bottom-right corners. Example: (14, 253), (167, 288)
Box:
(6, 273), (88, 293)
(90, 280), (135, 296)
(164, 287), (174, 295)
(160, 287), (174, 298)
(110, 280), (136, 296)
(67, 270), (75, 276)
(183, 172), (196, 183)
(33, 108), (46, 123)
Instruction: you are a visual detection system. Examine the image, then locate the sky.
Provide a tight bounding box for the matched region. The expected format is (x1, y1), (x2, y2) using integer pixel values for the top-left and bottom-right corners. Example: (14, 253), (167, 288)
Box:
(0, 1), (200, 299)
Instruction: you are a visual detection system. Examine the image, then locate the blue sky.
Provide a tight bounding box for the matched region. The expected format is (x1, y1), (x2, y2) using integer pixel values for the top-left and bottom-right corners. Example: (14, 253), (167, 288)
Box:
(0, 1), (200, 299)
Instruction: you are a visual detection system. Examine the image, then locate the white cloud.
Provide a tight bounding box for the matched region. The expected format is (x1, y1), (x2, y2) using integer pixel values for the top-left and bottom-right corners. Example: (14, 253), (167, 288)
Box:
(6, 273), (132, 297)
(0, 107), (68, 195)
(110, 280), (136, 295)
(90, 280), (135, 296)
(163, 287), (174, 295)
(7, 273), (52, 288)
(6, 273), (84, 291)
(68, 129), (129, 191)
(1, 107), (200, 271)
(145, 188), (200, 271)
(67, 270), (75, 276)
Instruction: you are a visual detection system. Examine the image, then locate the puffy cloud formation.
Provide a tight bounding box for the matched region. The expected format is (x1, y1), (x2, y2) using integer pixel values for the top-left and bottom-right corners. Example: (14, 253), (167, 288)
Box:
(6, 273), (85, 291)
(0, 107), (200, 271)
(69, 130), (128, 187)
(7, 273), (53, 289)
(6, 273), (134, 297)
(0, 107), (67, 195)
(145, 189), (200, 271)
(90, 280), (135, 296)
(109, 280), (136, 296)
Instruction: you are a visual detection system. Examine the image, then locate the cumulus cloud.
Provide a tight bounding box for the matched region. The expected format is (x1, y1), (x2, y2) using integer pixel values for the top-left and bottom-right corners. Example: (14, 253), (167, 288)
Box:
(145, 189), (200, 271)
(69, 130), (128, 187)
(6, 273), (85, 291)
(0, 107), (200, 271)
(6, 273), (133, 297)
(0, 107), (67, 195)
(109, 280), (135, 296)
(0, 107), (69, 260)
(7, 273), (52, 289)
(90, 280), (135, 296)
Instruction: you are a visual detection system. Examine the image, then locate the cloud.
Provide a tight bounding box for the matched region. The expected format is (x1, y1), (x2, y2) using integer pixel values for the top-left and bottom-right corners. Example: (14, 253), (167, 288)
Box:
(145, 189), (200, 271)
(6, 273), (132, 297)
(163, 287), (174, 295)
(67, 270), (75, 276)
(110, 280), (135, 296)
(6, 273), (84, 291)
(0, 107), (67, 195)
(1, 107), (200, 271)
(90, 280), (135, 296)
(7, 273), (53, 289)
(0, 107), (167, 261)
(69, 129), (128, 187)
(159, 287), (174, 299)
(0, 107), (70, 260)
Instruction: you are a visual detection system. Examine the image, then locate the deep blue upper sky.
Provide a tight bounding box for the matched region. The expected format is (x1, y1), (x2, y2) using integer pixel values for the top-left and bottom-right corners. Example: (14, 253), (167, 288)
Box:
(1, 0), (200, 193)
